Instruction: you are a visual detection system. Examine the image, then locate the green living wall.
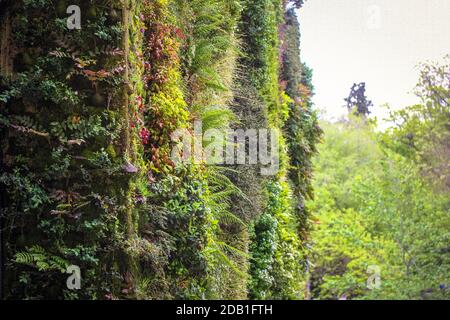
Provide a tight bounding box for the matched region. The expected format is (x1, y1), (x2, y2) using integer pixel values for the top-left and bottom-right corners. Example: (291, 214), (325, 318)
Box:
(0, 0), (320, 300)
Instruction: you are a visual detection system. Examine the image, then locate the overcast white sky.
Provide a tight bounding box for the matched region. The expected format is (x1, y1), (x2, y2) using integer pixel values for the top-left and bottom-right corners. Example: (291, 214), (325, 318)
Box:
(298, 0), (450, 123)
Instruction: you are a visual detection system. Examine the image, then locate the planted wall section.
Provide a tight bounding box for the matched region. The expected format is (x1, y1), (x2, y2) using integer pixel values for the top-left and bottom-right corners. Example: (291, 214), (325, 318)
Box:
(0, 0), (138, 299)
(0, 0), (320, 300)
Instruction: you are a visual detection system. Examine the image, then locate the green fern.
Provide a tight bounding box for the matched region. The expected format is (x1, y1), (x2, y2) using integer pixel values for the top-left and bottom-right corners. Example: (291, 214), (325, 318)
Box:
(50, 115), (106, 141)
(204, 165), (252, 284)
(210, 245), (247, 278)
(15, 246), (69, 273)
(206, 166), (250, 227)
(201, 107), (236, 133)
(15, 252), (35, 265)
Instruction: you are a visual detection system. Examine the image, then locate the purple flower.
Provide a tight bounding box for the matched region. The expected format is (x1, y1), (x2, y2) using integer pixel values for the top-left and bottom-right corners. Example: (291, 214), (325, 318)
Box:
(338, 294), (347, 300)
(135, 195), (146, 204)
(123, 162), (138, 174)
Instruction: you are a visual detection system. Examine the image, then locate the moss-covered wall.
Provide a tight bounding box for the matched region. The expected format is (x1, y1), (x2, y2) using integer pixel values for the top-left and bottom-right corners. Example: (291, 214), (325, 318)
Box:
(0, 0), (320, 300)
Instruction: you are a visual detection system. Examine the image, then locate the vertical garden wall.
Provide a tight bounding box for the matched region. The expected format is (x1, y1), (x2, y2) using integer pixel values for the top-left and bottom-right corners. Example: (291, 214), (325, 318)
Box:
(0, 0), (320, 300)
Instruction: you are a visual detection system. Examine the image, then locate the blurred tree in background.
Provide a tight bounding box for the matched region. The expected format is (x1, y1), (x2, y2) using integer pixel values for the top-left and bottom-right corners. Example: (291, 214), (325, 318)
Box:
(345, 82), (373, 117)
(308, 59), (450, 300)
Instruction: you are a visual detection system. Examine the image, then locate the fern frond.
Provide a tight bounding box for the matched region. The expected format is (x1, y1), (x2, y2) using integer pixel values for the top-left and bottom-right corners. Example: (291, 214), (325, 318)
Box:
(14, 246), (69, 273)
(15, 252), (34, 265)
(215, 241), (249, 260)
(211, 247), (247, 278)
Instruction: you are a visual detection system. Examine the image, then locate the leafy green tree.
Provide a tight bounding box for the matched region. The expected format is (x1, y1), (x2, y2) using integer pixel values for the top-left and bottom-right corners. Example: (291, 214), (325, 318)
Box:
(308, 114), (450, 300)
(382, 57), (450, 191)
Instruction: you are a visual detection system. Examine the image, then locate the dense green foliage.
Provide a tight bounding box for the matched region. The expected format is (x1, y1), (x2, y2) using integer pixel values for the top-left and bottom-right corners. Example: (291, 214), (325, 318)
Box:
(239, 3), (321, 300)
(0, 0), (320, 300)
(0, 0), (133, 299)
(2, 0), (445, 302)
(308, 60), (450, 300)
